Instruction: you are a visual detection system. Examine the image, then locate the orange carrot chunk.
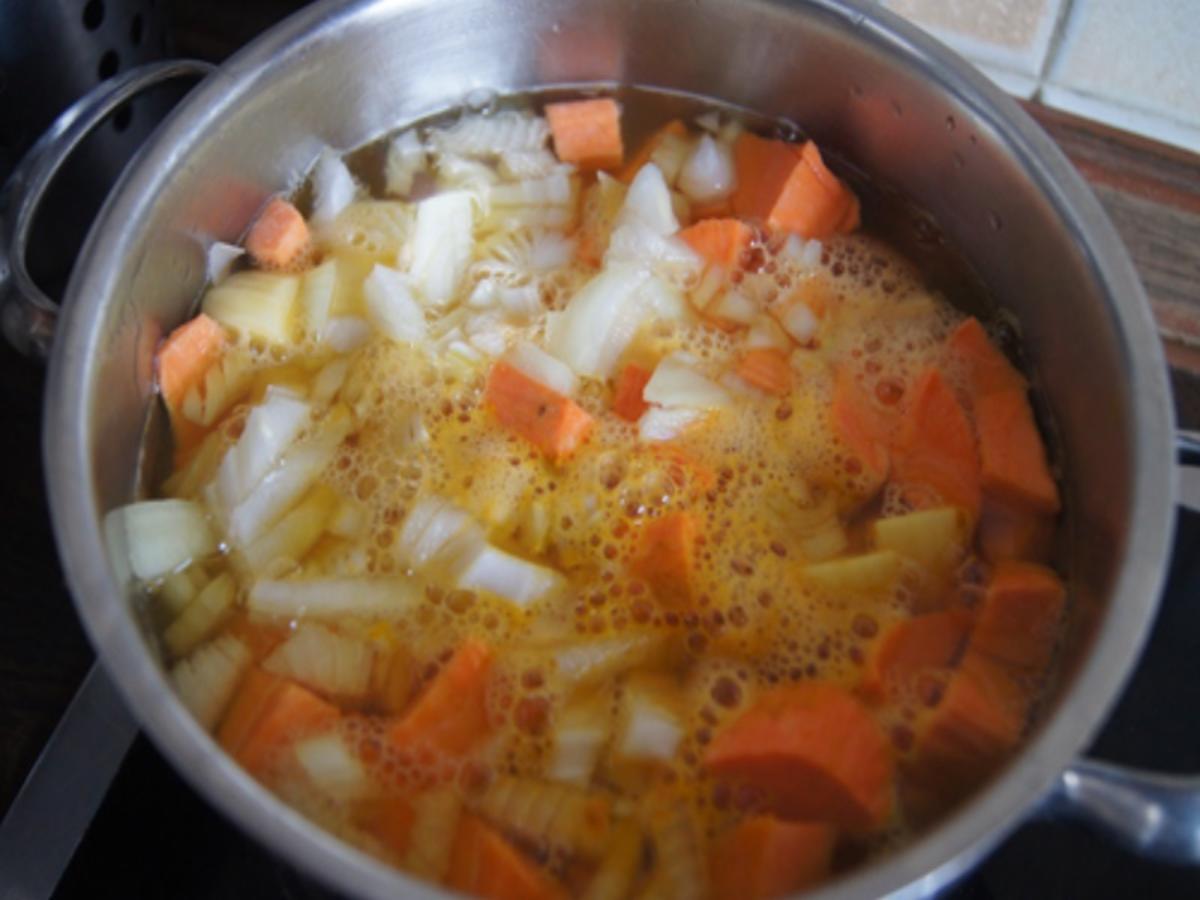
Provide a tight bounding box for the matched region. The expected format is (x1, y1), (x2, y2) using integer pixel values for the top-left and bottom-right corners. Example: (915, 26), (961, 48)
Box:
(612, 363), (653, 421)
(710, 816), (836, 900)
(861, 610), (972, 702)
(156, 313), (227, 415)
(907, 650), (1027, 795)
(618, 118), (687, 182)
(831, 367), (893, 490)
(218, 670), (340, 775)
(678, 218), (754, 269)
(704, 683), (893, 833)
(546, 98), (624, 171)
(731, 134), (859, 239)
(949, 318), (1059, 514)
(447, 814), (567, 900)
(245, 197), (310, 270)
(485, 361), (594, 461)
(388, 639), (493, 757)
(969, 560), (1066, 674)
(356, 796), (416, 858)
(631, 511), (698, 608)
(978, 497), (1055, 564)
(891, 367), (981, 521)
(736, 347), (793, 395)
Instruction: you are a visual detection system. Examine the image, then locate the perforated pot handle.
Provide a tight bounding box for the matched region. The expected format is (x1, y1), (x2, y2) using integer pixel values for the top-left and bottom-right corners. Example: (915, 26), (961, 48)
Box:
(1044, 430), (1200, 864)
(0, 60), (215, 358)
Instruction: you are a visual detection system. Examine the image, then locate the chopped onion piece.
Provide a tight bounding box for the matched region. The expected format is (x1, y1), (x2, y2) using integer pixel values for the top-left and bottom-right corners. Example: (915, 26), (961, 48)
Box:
(643, 353), (731, 409)
(780, 233), (824, 269)
(408, 190), (474, 306)
(310, 149), (357, 226)
(546, 263), (648, 377)
(164, 573), (236, 658)
(780, 301), (818, 343)
(384, 129), (426, 196)
(637, 406), (703, 442)
(498, 148), (561, 180)
(111, 499), (216, 581)
(248, 578), (423, 621)
(322, 316), (372, 353)
(694, 111), (721, 134)
(528, 231), (577, 271)
(429, 110), (550, 158)
(299, 258), (337, 337)
(505, 340), (578, 397)
(397, 497), (485, 571)
(549, 695), (611, 785)
(614, 674), (684, 765)
(615, 163), (678, 237)
(456, 544), (564, 606)
(202, 271), (299, 345)
(363, 264), (427, 343)
(264, 623), (373, 701)
(294, 732), (368, 799)
(637, 274), (691, 321)
(214, 392), (311, 512)
(679, 134), (736, 204)
(491, 172), (573, 208)
(708, 288), (758, 325)
(746, 314), (792, 350)
(170, 635), (250, 730)
(206, 241), (244, 284)
(604, 222), (703, 284)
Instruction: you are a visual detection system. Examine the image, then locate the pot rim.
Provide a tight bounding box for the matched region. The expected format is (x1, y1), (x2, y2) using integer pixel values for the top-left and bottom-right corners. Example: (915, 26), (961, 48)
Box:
(42, 1), (1177, 898)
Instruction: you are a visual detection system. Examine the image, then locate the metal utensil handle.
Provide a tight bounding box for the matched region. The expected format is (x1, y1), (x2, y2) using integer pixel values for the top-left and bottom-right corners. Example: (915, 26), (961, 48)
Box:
(0, 664), (139, 900)
(0, 60), (215, 358)
(1047, 430), (1200, 864)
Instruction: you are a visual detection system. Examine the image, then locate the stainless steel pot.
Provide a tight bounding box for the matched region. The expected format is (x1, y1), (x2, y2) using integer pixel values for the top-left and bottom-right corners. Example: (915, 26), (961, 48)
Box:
(1, 0), (1195, 896)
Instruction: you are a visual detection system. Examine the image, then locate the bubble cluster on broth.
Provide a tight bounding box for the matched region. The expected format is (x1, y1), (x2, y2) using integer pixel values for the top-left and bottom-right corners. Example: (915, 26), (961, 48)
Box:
(126, 90), (1067, 899)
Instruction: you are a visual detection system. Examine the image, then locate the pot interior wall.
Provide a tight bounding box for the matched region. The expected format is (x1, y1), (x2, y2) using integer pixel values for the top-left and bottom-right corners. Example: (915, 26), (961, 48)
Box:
(67, 0), (1155, 894)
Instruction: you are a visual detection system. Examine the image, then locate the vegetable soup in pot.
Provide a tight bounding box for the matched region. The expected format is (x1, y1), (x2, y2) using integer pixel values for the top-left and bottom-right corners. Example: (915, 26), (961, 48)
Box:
(112, 90), (1066, 899)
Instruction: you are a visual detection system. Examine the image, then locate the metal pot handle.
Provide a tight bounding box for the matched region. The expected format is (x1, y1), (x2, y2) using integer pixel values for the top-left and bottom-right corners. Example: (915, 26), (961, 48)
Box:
(1045, 429), (1200, 864)
(0, 60), (215, 358)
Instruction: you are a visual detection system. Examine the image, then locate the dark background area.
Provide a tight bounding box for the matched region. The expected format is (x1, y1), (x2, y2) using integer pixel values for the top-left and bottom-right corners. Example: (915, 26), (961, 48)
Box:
(0, 1), (1198, 897)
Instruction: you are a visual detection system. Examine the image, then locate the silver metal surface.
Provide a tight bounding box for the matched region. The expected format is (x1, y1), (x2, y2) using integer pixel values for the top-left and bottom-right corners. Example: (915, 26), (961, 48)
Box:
(0, 665), (138, 900)
(0, 60), (214, 356)
(33, 1), (1181, 898)
(1050, 761), (1200, 864)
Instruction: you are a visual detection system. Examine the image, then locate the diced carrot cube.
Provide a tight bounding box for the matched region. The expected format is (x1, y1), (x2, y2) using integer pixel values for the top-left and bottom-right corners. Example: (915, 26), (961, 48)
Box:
(218, 670), (339, 775)
(485, 361), (594, 461)
(356, 796), (416, 858)
(388, 639), (493, 757)
(736, 347), (793, 395)
(970, 561), (1065, 674)
(860, 610), (972, 702)
(156, 313), (227, 415)
(447, 814), (567, 900)
(976, 389), (1060, 514)
(546, 99), (624, 170)
(245, 197), (310, 270)
(631, 511), (699, 608)
(612, 363), (653, 421)
(978, 497), (1055, 564)
(948, 318), (1025, 396)
(710, 816), (836, 900)
(678, 218), (754, 269)
(831, 367), (893, 490)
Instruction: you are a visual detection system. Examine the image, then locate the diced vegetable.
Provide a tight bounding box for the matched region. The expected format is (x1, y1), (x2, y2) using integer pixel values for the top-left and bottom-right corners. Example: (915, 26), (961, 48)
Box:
(263, 623), (374, 702)
(613, 672), (685, 766)
(546, 98), (623, 170)
(498, 148), (562, 180)
(245, 198), (310, 269)
(477, 776), (613, 857)
(801, 550), (902, 596)
(505, 340), (578, 398)
(615, 163), (678, 237)
(546, 263), (648, 377)
(248, 578), (423, 622)
(632, 512), (698, 608)
(976, 388), (1060, 514)
(170, 635), (251, 730)
(948, 317), (1025, 396)
(677, 218), (751, 269)
(709, 816), (835, 900)
(384, 128), (426, 196)
(367, 637), (416, 714)
(156, 314), (227, 415)
(447, 813), (568, 900)
(403, 788), (461, 879)
(731, 134), (859, 239)
(164, 572), (237, 658)
(612, 363), (653, 422)
(735, 347), (792, 395)
(704, 682), (893, 832)
(546, 631), (676, 689)
(643, 353), (730, 410)
(408, 190), (474, 306)
(388, 638), (493, 756)
(619, 119), (687, 183)
(178, 353), (253, 428)
(206, 240), (244, 283)
(637, 406), (703, 442)
(892, 367), (981, 521)
(431, 110), (551, 158)
(830, 367), (892, 487)
(644, 790), (707, 900)
(202, 270), (300, 345)
(218, 670), (340, 775)
(213, 391), (311, 512)
(396, 496), (485, 573)
(240, 482), (338, 571)
(457, 544), (565, 606)
(581, 823), (643, 900)
(603, 222), (703, 285)
(978, 497), (1054, 564)
(969, 561), (1065, 673)
(363, 264), (427, 343)
(860, 610), (971, 702)
(322, 316), (371, 352)
(485, 361), (594, 461)
(294, 731), (368, 799)
(549, 691), (612, 785)
(310, 149), (357, 226)
(111, 499), (217, 581)
(157, 566), (206, 618)
(356, 795), (416, 859)
(872, 507), (967, 587)
(679, 134), (736, 204)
